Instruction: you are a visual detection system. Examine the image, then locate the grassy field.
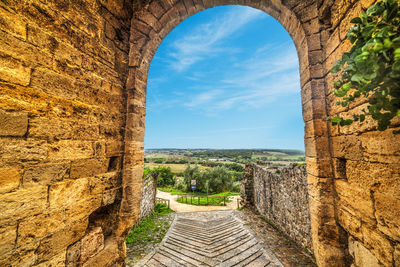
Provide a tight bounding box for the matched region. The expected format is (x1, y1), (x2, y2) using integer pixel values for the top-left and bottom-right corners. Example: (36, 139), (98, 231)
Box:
(177, 195), (228, 206)
(145, 163), (209, 173)
(126, 203), (174, 244)
(145, 153), (170, 159)
(253, 151), (287, 156)
(251, 154), (305, 161)
(158, 187), (240, 196)
(175, 192), (239, 206)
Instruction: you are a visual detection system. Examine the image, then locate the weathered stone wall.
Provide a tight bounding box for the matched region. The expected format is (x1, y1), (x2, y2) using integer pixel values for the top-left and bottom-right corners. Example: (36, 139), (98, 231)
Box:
(139, 173), (157, 220)
(242, 163), (313, 252)
(320, 1), (400, 266)
(0, 0), (135, 266)
(240, 163), (255, 207)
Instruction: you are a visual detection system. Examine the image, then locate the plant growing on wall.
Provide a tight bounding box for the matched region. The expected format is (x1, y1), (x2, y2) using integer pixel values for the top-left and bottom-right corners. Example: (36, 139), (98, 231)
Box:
(329, 0), (400, 133)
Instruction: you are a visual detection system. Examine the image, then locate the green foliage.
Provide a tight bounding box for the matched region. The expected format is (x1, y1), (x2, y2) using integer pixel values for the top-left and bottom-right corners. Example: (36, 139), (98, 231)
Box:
(154, 202), (174, 215)
(143, 166), (175, 187)
(201, 161), (244, 172)
(190, 149), (253, 159)
(153, 159), (163, 163)
(329, 0), (400, 132)
(182, 165), (235, 193)
(142, 167), (154, 178)
(232, 181), (241, 192)
(125, 203), (173, 244)
(231, 171), (243, 182)
(155, 166), (174, 187)
(203, 166), (234, 194)
(164, 158), (188, 164)
(183, 165), (203, 192)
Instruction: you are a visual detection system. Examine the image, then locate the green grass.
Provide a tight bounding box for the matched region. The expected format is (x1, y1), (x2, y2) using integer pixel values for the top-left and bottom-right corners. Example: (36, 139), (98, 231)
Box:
(125, 203), (174, 244)
(157, 187), (186, 195)
(175, 192), (239, 206)
(251, 153), (305, 161)
(158, 187), (239, 196)
(145, 163), (209, 173)
(177, 195), (226, 206)
(158, 187), (239, 206)
(146, 154), (170, 159)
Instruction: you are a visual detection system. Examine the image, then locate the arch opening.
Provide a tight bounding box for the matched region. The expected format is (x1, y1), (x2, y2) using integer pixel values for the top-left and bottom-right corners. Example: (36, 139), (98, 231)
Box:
(121, 1), (346, 266)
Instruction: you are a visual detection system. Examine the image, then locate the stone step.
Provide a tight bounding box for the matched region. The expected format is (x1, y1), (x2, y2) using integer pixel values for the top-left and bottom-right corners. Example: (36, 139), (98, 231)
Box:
(230, 249), (269, 267)
(220, 243), (264, 266)
(140, 210), (281, 267)
(173, 222), (241, 239)
(165, 238), (211, 258)
(207, 231), (250, 250)
(159, 245), (215, 266)
(174, 219), (237, 234)
(209, 234), (253, 255)
(215, 238), (259, 260)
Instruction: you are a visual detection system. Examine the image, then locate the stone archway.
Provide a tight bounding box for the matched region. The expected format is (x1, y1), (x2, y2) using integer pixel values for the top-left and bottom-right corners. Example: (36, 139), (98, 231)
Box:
(1, 0), (397, 266)
(120, 1), (345, 266)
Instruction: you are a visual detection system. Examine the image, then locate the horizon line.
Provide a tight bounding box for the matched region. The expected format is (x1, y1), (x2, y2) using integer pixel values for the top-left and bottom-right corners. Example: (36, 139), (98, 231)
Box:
(145, 148), (305, 151)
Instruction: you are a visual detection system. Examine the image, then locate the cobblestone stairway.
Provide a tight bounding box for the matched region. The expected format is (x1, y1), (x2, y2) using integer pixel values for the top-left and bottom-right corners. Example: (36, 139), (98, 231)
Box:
(137, 211), (283, 267)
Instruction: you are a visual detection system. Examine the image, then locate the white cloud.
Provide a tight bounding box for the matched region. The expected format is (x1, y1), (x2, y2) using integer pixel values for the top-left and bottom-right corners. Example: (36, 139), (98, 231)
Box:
(184, 43), (301, 112)
(168, 7), (265, 72)
(206, 125), (273, 134)
(184, 89), (223, 107)
(174, 125), (274, 140)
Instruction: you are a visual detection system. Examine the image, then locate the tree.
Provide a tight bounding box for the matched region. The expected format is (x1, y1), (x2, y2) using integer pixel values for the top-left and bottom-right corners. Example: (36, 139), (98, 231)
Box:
(182, 165), (235, 193)
(202, 166), (233, 194)
(183, 165), (203, 192)
(143, 166), (175, 187)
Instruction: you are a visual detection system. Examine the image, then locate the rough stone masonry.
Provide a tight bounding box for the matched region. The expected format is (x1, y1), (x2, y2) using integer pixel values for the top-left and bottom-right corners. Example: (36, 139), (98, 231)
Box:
(0, 0), (399, 266)
(139, 172), (158, 221)
(241, 163), (313, 252)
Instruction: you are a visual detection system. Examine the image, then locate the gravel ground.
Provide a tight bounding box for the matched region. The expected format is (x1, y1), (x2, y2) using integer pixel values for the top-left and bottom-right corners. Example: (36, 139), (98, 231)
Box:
(236, 208), (317, 267)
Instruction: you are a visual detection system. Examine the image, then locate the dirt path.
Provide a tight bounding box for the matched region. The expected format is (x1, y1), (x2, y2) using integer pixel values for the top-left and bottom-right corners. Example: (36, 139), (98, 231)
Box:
(156, 190), (240, 213)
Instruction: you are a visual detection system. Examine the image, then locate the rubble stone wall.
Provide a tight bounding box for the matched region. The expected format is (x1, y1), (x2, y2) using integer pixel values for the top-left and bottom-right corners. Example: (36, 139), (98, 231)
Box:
(242, 164), (313, 252)
(139, 173), (157, 220)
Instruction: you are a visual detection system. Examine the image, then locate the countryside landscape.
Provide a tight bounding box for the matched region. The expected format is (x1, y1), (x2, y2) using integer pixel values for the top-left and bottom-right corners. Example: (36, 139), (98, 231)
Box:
(144, 148), (305, 195)
(126, 148), (313, 266)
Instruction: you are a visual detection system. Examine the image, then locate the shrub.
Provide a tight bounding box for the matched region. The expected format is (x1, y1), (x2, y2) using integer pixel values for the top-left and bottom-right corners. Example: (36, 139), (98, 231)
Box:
(203, 166), (233, 194)
(143, 166), (175, 187)
(182, 165), (235, 193)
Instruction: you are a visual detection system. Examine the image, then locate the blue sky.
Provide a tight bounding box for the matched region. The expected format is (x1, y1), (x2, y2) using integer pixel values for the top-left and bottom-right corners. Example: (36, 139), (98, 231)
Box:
(145, 5), (304, 150)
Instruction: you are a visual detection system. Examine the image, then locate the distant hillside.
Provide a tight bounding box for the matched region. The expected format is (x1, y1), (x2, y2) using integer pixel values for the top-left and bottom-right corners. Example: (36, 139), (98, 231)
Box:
(145, 148), (305, 156)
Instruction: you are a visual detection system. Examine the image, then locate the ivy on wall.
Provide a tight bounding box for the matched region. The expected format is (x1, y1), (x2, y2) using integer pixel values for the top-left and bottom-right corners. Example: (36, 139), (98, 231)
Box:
(329, 0), (400, 133)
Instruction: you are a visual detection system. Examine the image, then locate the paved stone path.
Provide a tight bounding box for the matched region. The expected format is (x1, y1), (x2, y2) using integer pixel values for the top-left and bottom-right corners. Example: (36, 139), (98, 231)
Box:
(136, 210), (283, 267)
